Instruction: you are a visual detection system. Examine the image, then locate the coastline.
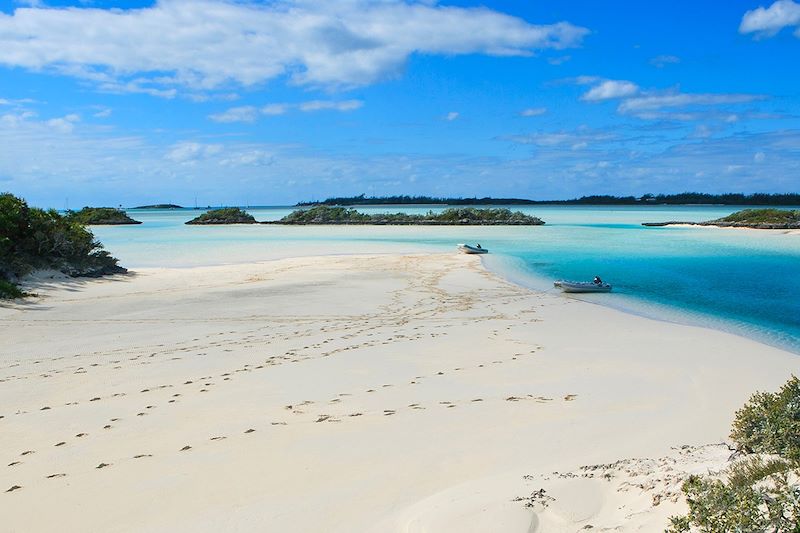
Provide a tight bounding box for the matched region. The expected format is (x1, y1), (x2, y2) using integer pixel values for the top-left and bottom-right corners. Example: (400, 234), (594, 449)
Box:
(2, 252), (799, 532)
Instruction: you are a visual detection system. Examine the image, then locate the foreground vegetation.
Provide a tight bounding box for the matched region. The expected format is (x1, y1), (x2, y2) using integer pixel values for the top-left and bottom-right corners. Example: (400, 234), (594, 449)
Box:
(67, 207), (142, 225)
(299, 192), (800, 207)
(269, 206), (544, 225)
(668, 376), (800, 532)
(1, 193), (125, 298)
(185, 207), (257, 224)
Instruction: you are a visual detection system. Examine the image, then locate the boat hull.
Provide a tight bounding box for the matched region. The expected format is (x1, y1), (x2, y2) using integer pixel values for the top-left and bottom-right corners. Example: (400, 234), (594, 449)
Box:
(554, 280), (612, 293)
(457, 244), (488, 254)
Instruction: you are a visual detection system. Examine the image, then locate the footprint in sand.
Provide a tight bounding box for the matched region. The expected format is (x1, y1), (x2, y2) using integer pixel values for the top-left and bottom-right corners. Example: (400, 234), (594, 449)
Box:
(244, 429), (256, 434)
(96, 463), (111, 469)
(20, 450), (35, 456)
(180, 445), (192, 451)
(564, 394), (578, 401)
(46, 473), (67, 479)
(6, 485), (22, 493)
(133, 454), (152, 459)
(210, 436), (226, 441)
(55, 442), (66, 447)
(8, 461), (21, 467)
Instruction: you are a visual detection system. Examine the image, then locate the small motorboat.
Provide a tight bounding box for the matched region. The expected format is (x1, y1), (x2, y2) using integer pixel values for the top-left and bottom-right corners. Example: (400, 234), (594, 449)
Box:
(554, 280), (612, 293)
(457, 243), (488, 254)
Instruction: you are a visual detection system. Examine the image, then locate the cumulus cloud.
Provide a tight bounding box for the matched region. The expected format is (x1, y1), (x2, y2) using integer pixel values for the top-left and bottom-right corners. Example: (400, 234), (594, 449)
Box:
(740, 0), (800, 38)
(581, 79), (640, 101)
(210, 100), (363, 122)
(520, 107), (547, 117)
(0, 0), (589, 95)
(445, 111), (460, 121)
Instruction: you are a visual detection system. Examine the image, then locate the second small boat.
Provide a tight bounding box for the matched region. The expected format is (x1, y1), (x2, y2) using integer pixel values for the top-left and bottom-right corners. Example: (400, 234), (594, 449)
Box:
(457, 243), (488, 254)
(554, 280), (612, 293)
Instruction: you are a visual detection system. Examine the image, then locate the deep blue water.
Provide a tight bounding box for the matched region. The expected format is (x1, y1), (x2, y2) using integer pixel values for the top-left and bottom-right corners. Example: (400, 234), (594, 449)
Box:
(91, 205), (800, 353)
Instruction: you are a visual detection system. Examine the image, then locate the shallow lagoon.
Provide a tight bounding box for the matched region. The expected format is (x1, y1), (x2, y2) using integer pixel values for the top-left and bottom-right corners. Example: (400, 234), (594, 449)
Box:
(91, 205), (800, 353)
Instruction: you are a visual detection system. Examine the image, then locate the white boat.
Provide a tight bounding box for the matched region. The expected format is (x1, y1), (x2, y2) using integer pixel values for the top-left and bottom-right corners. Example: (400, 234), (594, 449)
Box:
(554, 280), (612, 293)
(457, 243), (488, 254)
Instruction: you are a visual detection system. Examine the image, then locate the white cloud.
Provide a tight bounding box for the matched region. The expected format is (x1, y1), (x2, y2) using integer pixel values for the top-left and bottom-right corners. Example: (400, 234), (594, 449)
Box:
(211, 100), (364, 122)
(298, 100), (363, 112)
(445, 111), (460, 121)
(209, 106), (260, 123)
(262, 104), (291, 116)
(581, 80), (639, 101)
(93, 107), (112, 118)
(46, 113), (80, 134)
(520, 107), (547, 117)
(754, 151), (766, 162)
(547, 55), (571, 65)
(740, 0), (800, 38)
(503, 127), (617, 150)
(165, 142), (223, 163)
(649, 54), (680, 67)
(0, 0), (589, 95)
(618, 93), (766, 114)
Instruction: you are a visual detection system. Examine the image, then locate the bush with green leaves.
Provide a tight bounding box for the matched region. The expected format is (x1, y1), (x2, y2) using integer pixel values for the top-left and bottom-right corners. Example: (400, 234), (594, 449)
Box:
(669, 376), (800, 532)
(0, 192), (124, 298)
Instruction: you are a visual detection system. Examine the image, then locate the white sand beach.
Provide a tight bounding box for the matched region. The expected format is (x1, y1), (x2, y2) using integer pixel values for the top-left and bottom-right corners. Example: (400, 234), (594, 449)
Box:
(2, 253), (798, 532)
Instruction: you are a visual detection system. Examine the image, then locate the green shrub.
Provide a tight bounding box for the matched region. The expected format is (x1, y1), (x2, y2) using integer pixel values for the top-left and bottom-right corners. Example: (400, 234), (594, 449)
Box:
(0, 279), (26, 299)
(730, 376), (800, 461)
(716, 209), (800, 225)
(0, 192), (124, 298)
(669, 377), (800, 531)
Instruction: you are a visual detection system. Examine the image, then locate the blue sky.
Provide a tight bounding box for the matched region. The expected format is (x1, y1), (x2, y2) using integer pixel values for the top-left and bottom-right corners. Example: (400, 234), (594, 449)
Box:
(0, 0), (798, 207)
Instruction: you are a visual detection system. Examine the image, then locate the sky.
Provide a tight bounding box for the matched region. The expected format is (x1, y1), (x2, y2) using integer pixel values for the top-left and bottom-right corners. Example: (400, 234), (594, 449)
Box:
(0, 0), (799, 208)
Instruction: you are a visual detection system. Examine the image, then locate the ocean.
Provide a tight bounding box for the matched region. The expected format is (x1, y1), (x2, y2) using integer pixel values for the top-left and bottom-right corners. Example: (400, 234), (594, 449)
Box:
(90, 205), (800, 353)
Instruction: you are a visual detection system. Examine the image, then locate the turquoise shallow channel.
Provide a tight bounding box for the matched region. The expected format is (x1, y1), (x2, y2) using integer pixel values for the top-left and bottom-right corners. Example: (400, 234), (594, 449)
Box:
(90, 205), (800, 354)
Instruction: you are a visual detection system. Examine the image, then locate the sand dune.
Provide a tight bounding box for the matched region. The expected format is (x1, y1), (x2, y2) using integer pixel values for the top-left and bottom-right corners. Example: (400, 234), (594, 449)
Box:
(1, 253), (798, 532)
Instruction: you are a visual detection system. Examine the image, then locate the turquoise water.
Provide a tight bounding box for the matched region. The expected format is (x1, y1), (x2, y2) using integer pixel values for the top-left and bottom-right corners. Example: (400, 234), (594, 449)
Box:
(91, 205), (800, 353)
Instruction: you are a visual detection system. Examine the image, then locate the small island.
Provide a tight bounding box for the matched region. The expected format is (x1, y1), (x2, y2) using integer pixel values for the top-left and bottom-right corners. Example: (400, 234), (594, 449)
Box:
(1, 193), (127, 298)
(643, 208), (800, 229)
(132, 204), (183, 209)
(67, 207), (142, 225)
(264, 206), (544, 225)
(185, 207), (257, 225)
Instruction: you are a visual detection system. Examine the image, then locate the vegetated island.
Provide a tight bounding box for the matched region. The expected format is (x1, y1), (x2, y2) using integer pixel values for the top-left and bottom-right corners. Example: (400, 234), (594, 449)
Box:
(643, 208), (800, 230)
(1, 193), (127, 299)
(67, 207), (142, 225)
(185, 207), (257, 225)
(298, 192), (800, 206)
(131, 204), (182, 209)
(264, 206), (544, 225)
